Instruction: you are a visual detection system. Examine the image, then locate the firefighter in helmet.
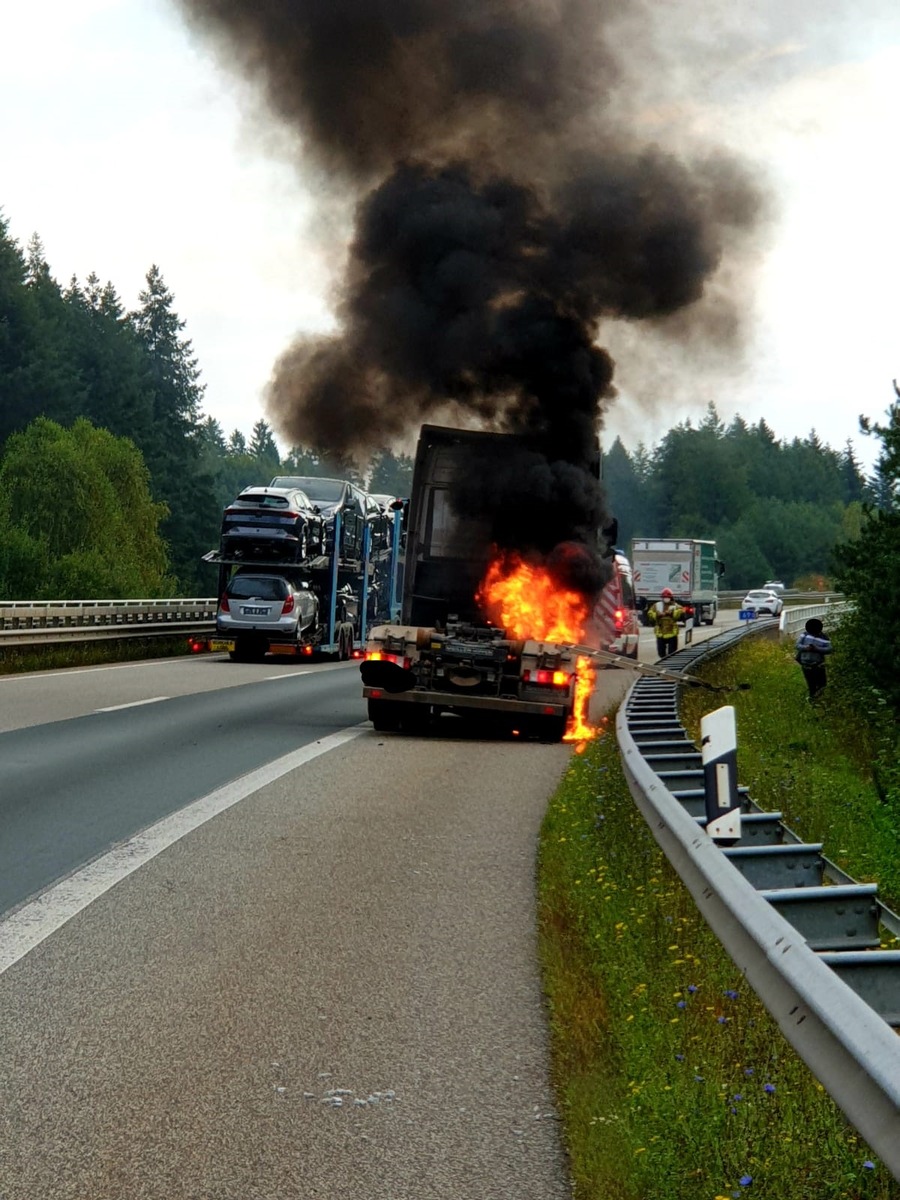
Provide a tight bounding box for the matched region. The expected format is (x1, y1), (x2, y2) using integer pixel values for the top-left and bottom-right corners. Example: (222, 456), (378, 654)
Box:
(648, 587), (685, 658)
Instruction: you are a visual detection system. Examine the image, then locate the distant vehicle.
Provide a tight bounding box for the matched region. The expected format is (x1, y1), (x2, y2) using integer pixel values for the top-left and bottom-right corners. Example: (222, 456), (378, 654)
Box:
(763, 580), (786, 594)
(216, 572), (320, 662)
(220, 487), (324, 564)
(741, 589), (783, 617)
(631, 538), (724, 626)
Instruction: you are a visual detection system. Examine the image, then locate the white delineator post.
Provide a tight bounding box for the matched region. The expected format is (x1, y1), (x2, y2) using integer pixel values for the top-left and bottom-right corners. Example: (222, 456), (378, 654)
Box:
(701, 705), (741, 844)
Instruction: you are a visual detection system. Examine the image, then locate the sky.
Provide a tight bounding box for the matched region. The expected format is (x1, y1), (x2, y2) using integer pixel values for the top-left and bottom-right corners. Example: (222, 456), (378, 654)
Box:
(1, 0), (898, 473)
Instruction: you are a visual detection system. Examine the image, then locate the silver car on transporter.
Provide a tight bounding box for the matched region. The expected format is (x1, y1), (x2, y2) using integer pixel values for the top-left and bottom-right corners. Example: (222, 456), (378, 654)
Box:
(216, 572), (320, 662)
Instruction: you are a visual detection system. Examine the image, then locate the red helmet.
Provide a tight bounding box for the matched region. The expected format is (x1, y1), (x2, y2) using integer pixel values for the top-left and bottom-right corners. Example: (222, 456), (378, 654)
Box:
(661, 587), (674, 599)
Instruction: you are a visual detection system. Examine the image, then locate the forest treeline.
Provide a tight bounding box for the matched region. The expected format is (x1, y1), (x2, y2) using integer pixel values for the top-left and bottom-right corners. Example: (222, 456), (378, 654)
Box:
(0, 212), (891, 605)
(0, 215), (411, 597)
(601, 408), (873, 590)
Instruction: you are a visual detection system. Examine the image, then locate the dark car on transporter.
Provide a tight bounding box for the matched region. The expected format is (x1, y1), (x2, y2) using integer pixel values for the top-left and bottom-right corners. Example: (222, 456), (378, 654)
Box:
(220, 487), (325, 564)
(269, 476), (375, 559)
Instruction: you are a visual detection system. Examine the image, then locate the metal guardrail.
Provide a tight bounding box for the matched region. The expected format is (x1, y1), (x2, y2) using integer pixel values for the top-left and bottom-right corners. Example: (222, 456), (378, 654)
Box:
(616, 625), (900, 1178)
(779, 600), (853, 638)
(0, 599), (217, 647)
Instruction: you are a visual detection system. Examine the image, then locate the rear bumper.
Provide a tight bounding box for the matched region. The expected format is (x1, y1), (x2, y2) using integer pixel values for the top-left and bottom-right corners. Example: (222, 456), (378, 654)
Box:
(362, 685), (570, 717)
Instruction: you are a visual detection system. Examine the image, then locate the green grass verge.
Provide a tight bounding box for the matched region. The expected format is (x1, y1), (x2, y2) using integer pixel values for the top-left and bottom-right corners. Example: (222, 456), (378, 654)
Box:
(538, 640), (900, 1199)
(679, 635), (900, 915)
(0, 636), (199, 675)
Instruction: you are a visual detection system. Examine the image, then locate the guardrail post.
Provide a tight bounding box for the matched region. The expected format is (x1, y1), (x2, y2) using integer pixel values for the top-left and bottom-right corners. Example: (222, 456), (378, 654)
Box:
(701, 705), (741, 844)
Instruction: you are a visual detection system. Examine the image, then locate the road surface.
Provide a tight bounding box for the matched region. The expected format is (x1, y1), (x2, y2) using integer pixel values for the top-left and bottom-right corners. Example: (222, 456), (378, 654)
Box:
(0, 615), (737, 1197)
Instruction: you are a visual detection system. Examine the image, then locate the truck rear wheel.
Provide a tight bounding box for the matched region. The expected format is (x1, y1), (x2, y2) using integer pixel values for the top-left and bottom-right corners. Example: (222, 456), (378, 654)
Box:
(230, 636), (267, 663)
(400, 704), (431, 735)
(530, 715), (567, 743)
(368, 698), (402, 731)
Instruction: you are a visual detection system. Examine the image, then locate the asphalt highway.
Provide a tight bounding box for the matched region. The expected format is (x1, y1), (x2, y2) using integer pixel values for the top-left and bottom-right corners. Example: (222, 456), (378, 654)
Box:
(0, 661), (362, 917)
(0, 617), (738, 1197)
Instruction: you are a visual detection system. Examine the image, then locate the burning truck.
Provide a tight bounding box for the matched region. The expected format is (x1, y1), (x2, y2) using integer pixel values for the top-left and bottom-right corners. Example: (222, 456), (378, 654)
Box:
(360, 424), (616, 743)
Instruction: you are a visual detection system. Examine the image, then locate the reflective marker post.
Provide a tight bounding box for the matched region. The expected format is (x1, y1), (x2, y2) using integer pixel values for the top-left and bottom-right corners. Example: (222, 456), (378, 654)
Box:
(701, 705), (741, 844)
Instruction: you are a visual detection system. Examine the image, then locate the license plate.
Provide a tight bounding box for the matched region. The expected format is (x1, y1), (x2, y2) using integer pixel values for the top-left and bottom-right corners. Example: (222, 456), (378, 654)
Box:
(269, 644), (300, 655)
(443, 640), (498, 658)
(208, 639), (235, 652)
(241, 606), (268, 615)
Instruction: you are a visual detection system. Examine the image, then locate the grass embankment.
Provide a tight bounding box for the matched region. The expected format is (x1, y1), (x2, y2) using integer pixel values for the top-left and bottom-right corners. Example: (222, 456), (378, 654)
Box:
(0, 636), (197, 675)
(538, 635), (900, 1200)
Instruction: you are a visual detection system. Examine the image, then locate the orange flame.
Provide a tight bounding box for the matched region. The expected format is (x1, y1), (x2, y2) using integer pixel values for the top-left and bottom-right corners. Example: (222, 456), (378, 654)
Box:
(563, 655), (596, 745)
(477, 553), (589, 642)
(477, 552), (597, 744)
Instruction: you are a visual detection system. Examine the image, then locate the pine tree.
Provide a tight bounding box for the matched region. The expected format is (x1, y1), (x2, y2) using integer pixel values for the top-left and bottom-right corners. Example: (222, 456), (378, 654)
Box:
(129, 265), (218, 591)
(248, 419), (280, 470)
(368, 448), (413, 496)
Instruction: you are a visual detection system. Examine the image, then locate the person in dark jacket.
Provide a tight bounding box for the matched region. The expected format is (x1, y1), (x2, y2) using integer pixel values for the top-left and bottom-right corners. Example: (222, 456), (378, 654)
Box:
(795, 617), (833, 702)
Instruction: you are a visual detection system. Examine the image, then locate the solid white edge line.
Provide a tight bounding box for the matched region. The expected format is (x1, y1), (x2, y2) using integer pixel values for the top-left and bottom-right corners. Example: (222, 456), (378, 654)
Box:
(95, 696), (170, 712)
(0, 725), (367, 976)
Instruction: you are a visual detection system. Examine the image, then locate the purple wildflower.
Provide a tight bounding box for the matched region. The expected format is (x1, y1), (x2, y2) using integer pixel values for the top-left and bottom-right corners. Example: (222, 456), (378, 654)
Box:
(717, 1015), (728, 1024)
(733, 1094), (743, 1103)
(744, 1067), (754, 1076)
(763, 1083), (775, 1094)
(687, 984), (698, 994)
(677, 1000), (686, 1009)
(725, 989), (740, 1000)
(863, 1161), (875, 1170)
(739, 1175), (753, 1186)
(674, 1054), (685, 1062)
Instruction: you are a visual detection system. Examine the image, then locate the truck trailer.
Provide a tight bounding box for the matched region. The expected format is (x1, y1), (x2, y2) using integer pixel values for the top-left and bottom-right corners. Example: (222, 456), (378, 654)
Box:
(205, 503), (404, 662)
(631, 537), (724, 626)
(360, 425), (612, 740)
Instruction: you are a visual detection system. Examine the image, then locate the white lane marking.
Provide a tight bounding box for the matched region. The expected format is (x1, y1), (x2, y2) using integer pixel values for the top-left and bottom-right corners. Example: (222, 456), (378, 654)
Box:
(0, 658), (189, 683)
(95, 696), (170, 713)
(0, 725), (366, 976)
(0, 657), (343, 684)
(264, 669), (316, 680)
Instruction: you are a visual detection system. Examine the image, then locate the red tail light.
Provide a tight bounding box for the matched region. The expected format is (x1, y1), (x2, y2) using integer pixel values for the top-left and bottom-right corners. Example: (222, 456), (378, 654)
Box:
(524, 668), (570, 686)
(364, 650), (410, 668)
(282, 593), (295, 614)
(220, 593), (230, 613)
(614, 608), (624, 630)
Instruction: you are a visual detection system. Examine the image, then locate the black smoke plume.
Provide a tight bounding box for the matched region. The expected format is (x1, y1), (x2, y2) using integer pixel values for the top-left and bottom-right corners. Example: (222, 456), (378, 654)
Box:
(177, 0), (764, 580)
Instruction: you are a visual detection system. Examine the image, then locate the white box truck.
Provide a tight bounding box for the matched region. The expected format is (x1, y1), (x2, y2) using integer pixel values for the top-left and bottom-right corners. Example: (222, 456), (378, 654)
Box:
(631, 538), (724, 626)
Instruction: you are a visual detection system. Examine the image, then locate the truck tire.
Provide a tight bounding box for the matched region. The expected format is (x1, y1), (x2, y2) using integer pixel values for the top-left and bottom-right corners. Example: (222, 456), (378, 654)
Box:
(368, 698), (402, 731)
(530, 715), (567, 743)
(400, 704), (431, 735)
(703, 604), (717, 626)
(230, 636), (266, 663)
